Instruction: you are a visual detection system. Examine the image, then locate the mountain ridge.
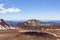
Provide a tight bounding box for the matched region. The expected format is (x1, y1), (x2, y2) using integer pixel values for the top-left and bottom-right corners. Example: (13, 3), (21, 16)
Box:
(0, 19), (16, 30)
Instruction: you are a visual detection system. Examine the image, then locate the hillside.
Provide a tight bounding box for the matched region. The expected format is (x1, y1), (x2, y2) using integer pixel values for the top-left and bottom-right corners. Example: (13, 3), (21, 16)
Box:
(16, 19), (60, 30)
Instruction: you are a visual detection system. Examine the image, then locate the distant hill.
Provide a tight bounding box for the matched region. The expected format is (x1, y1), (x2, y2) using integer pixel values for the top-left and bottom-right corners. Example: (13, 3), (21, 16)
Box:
(6, 21), (19, 25)
(6, 20), (60, 25)
(47, 20), (60, 24)
(16, 19), (60, 30)
(6, 20), (26, 25)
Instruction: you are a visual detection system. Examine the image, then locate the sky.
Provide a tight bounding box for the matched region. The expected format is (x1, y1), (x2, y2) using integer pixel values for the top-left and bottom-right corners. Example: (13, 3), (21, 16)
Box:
(0, 0), (60, 21)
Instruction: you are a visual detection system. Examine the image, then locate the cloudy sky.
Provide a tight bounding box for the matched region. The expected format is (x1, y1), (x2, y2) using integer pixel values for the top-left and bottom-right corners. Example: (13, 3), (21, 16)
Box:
(0, 0), (60, 20)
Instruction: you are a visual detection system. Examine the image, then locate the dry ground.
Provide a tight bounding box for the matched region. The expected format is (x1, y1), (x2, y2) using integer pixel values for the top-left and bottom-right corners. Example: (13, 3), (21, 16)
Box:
(0, 31), (58, 40)
(0, 29), (59, 40)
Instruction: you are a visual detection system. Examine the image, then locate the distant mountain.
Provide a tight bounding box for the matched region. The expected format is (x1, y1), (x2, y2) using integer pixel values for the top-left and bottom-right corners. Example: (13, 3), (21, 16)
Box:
(6, 20), (26, 25)
(6, 21), (18, 25)
(0, 19), (16, 30)
(6, 20), (60, 25)
(47, 20), (60, 24)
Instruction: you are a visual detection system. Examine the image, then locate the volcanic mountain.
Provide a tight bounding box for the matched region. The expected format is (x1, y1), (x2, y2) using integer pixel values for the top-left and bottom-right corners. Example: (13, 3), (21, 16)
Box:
(0, 19), (16, 30)
(16, 19), (60, 30)
(16, 19), (48, 30)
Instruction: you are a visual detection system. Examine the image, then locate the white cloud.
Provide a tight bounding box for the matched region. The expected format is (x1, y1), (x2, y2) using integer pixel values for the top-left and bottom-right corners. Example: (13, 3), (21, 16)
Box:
(0, 4), (21, 13)
(7, 7), (20, 13)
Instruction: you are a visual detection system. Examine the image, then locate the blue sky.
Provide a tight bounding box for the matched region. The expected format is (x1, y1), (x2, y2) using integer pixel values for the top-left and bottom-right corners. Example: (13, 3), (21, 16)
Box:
(0, 0), (60, 21)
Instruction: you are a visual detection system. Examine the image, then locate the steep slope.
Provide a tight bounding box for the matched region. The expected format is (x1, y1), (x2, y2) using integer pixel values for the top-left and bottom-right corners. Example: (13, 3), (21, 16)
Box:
(0, 19), (16, 30)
